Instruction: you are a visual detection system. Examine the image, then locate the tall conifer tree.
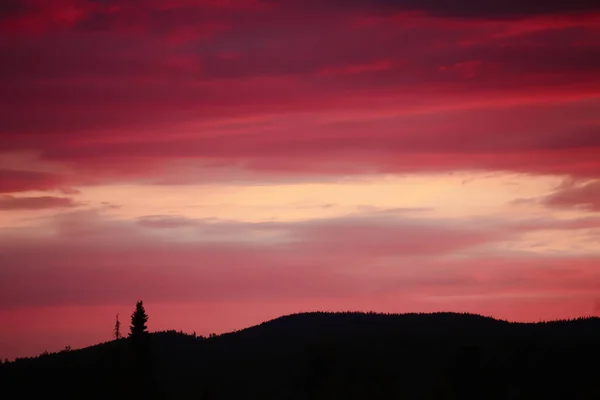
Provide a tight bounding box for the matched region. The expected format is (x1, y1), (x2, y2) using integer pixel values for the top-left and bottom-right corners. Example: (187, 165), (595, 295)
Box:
(113, 314), (121, 340)
(129, 301), (149, 339)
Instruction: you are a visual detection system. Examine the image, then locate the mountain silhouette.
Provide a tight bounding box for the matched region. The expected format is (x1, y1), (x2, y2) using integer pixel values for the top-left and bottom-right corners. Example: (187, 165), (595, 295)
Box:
(1, 311), (599, 399)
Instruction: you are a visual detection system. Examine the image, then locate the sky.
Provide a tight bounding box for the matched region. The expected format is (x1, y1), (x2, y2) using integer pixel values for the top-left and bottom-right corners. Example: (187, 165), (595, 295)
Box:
(1, 0), (600, 360)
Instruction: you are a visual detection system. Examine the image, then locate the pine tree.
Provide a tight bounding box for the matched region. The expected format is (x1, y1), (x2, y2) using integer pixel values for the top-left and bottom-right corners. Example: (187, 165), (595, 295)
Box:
(129, 300), (149, 339)
(114, 313), (122, 340)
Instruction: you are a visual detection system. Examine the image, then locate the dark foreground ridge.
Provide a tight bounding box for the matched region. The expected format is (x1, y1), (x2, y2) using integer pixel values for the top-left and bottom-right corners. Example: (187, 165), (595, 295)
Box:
(2, 311), (600, 399)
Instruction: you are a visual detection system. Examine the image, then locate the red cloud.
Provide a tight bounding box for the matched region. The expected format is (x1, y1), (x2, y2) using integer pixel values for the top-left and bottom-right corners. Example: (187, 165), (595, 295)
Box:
(317, 60), (394, 77)
(1, 209), (599, 359)
(0, 169), (70, 193)
(438, 60), (483, 78)
(1, 209), (598, 309)
(543, 180), (600, 211)
(287, 217), (506, 257)
(276, 0), (600, 19)
(0, 5), (598, 192)
(2, 0), (600, 362)
(0, 195), (79, 210)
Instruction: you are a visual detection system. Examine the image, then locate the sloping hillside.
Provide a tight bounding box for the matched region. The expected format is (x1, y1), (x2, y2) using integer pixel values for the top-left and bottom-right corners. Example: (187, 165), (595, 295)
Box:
(1, 312), (599, 399)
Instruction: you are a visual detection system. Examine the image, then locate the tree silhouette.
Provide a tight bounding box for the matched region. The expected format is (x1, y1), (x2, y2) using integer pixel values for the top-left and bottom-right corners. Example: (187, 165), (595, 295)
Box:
(114, 314), (122, 340)
(129, 301), (149, 339)
(127, 301), (160, 398)
(4, 311), (600, 399)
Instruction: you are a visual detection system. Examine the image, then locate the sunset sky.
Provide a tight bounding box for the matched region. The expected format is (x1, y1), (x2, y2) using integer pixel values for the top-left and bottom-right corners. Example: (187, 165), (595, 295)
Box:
(1, 0), (600, 360)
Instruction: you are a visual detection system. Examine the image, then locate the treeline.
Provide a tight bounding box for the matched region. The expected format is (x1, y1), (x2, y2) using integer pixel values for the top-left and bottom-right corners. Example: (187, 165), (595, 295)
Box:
(1, 309), (599, 399)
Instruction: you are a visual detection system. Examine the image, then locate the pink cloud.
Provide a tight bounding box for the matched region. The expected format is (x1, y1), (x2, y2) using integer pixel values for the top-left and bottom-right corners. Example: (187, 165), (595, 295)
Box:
(438, 60), (483, 78)
(1, 209), (598, 310)
(0, 169), (70, 193)
(275, 0), (600, 19)
(0, 195), (79, 210)
(2, 0), (600, 363)
(287, 216), (506, 257)
(317, 60), (394, 77)
(543, 180), (600, 211)
(1, 209), (600, 360)
(137, 215), (209, 229)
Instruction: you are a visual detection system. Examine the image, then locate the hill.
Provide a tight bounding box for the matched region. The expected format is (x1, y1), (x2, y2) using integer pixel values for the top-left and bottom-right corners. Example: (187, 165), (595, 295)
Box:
(1, 311), (600, 399)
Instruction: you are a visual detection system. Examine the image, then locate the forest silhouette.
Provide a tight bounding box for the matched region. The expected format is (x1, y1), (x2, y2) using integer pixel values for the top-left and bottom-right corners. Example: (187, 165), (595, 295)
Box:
(1, 303), (600, 399)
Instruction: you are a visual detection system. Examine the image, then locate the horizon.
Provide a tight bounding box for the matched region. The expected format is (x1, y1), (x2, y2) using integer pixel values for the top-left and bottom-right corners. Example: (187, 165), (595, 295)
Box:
(5, 308), (600, 362)
(1, 0), (600, 361)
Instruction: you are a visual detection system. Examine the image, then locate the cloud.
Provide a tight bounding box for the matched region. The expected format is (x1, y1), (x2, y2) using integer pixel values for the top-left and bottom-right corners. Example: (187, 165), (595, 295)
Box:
(2, 0), (600, 362)
(542, 180), (600, 211)
(0, 1), (599, 192)
(0, 0), (28, 20)
(0, 7), (599, 191)
(0, 195), (79, 210)
(5, 0), (600, 36)
(286, 214), (506, 257)
(1, 209), (599, 309)
(274, 0), (600, 19)
(0, 0), (600, 193)
(2, 208), (599, 360)
(0, 169), (70, 193)
(507, 215), (600, 231)
(137, 215), (207, 229)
